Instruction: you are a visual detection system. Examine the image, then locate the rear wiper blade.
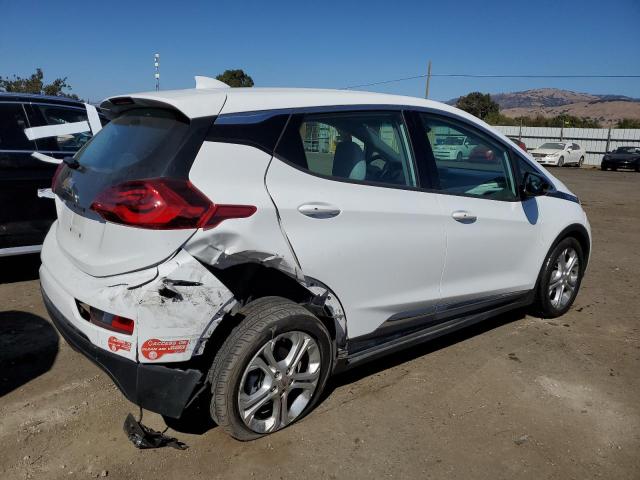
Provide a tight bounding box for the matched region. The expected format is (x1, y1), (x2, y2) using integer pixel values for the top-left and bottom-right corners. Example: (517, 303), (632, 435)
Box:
(63, 156), (81, 169)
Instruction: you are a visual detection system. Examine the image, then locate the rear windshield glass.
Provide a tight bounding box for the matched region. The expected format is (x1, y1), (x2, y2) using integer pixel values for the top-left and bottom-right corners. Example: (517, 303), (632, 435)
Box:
(75, 108), (189, 173)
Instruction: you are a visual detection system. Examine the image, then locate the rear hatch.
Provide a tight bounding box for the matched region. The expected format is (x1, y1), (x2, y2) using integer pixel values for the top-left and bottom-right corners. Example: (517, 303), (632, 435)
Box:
(54, 104), (220, 277)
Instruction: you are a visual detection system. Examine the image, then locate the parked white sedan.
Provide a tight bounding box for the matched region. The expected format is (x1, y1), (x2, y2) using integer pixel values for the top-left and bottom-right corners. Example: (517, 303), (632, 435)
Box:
(531, 142), (585, 167)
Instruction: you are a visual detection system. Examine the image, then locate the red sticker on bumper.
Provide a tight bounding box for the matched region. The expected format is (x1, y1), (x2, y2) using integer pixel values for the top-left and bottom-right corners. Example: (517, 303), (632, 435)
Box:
(141, 339), (189, 360)
(108, 336), (132, 353)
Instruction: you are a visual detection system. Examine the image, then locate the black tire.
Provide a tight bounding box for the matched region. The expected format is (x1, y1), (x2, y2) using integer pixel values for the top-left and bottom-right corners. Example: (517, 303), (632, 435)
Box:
(557, 156), (564, 167)
(456, 152), (462, 161)
(209, 296), (332, 441)
(601, 165), (607, 171)
(578, 156), (584, 167)
(533, 237), (585, 318)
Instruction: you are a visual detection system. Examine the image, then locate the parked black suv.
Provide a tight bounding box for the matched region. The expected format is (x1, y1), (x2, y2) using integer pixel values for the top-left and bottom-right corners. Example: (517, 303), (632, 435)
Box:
(0, 93), (107, 256)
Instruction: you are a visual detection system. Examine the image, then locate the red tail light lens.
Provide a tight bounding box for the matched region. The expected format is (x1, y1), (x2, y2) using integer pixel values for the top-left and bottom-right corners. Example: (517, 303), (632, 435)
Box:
(52, 162), (65, 190)
(110, 315), (135, 335)
(90, 178), (256, 230)
(78, 300), (135, 336)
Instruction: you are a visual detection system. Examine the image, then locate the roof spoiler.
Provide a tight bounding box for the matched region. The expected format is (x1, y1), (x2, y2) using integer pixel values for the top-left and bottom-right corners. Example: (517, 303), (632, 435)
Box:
(194, 76), (229, 89)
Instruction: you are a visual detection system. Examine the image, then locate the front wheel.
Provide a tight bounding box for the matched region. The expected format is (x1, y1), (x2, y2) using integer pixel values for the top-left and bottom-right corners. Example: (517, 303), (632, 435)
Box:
(209, 297), (332, 441)
(534, 237), (585, 318)
(456, 152), (462, 161)
(557, 156), (565, 167)
(578, 156), (584, 167)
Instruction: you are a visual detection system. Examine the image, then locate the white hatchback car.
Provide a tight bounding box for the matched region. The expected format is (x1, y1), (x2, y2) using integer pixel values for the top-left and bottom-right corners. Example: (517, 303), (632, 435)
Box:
(40, 80), (591, 440)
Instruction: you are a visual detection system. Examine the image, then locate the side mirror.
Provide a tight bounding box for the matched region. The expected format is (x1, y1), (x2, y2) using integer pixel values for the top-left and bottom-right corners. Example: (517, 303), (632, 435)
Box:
(521, 172), (550, 197)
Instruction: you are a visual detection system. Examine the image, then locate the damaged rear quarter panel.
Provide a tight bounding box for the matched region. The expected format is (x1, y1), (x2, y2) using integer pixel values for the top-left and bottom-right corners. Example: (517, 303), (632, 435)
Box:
(41, 227), (236, 364)
(134, 250), (236, 363)
(185, 141), (302, 277)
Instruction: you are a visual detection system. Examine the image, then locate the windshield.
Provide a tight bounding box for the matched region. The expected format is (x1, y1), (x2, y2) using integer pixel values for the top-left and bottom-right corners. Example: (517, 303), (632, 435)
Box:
(615, 147), (637, 153)
(437, 137), (464, 145)
(75, 108), (190, 173)
(539, 143), (565, 150)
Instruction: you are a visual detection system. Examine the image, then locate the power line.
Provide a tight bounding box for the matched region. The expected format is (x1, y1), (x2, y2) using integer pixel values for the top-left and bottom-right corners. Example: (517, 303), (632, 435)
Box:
(344, 73), (640, 90)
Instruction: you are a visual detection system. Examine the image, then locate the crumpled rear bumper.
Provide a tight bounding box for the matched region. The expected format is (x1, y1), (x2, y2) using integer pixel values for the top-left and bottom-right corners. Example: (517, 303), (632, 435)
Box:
(42, 288), (202, 418)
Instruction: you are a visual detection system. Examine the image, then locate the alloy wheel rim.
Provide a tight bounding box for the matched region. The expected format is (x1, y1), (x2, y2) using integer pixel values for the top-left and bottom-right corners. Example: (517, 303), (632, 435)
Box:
(548, 247), (579, 309)
(238, 331), (321, 433)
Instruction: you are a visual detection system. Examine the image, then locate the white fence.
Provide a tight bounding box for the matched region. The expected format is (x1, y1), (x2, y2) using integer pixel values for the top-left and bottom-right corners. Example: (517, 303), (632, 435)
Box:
(494, 126), (640, 166)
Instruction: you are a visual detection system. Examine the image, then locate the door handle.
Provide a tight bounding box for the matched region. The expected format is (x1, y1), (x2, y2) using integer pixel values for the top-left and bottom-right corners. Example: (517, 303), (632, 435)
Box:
(451, 210), (477, 223)
(298, 203), (341, 219)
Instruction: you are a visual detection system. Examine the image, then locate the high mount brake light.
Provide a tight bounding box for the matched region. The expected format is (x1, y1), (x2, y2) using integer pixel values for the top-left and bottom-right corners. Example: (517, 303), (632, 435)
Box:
(90, 178), (256, 230)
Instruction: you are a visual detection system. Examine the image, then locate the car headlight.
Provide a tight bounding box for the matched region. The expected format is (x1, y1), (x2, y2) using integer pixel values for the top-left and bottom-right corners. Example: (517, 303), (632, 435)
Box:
(547, 153), (560, 158)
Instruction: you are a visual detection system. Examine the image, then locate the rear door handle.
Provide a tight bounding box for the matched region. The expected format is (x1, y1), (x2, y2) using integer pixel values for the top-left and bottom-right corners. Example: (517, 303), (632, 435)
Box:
(298, 203), (341, 219)
(451, 210), (477, 223)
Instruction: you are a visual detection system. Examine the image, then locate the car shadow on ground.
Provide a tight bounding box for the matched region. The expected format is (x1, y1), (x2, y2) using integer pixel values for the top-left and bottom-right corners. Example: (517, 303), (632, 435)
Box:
(323, 307), (528, 399)
(0, 311), (59, 397)
(0, 254), (41, 284)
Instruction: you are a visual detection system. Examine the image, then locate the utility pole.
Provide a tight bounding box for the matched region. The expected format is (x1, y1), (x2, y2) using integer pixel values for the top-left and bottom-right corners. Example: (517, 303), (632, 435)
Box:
(425, 60), (432, 99)
(154, 53), (160, 91)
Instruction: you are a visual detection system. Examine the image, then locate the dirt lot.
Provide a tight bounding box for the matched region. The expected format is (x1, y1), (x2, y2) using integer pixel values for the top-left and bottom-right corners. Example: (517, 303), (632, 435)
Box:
(1, 168), (638, 479)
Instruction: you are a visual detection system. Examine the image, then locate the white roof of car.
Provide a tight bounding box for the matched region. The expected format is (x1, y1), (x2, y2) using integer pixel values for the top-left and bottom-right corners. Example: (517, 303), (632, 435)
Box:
(102, 86), (471, 122)
(100, 85), (573, 195)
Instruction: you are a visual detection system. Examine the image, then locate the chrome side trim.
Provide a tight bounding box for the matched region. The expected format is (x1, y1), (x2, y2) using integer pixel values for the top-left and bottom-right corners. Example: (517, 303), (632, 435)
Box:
(0, 244), (42, 257)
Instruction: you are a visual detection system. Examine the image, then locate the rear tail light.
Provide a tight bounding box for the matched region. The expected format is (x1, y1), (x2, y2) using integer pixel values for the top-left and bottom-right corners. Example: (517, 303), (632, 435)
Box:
(90, 178), (256, 230)
(76, 301), (135, 335)
(52, 162), (65, 190)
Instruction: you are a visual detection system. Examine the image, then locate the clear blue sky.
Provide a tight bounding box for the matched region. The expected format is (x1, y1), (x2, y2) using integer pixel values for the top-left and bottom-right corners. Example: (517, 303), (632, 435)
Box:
(1, 0), (639, 103)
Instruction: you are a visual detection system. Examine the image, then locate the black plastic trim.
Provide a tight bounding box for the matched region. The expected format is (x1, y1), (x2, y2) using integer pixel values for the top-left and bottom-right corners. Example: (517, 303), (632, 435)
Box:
(545, 190), (580, 204)
(339, 290), (534, 370)
(347, 290), (532, 355)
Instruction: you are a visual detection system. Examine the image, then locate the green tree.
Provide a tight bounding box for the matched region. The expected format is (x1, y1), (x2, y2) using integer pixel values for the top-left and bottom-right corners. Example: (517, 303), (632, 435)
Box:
(215, 69), (254, 88)
(0, 68), (79, 99)
(455, 92), (499, 120)
(616, 118), (640, 128)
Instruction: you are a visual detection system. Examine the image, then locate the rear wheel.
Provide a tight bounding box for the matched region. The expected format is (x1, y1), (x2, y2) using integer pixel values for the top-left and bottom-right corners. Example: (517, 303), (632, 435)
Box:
(209, 297), (332, 441)
(534, 237), (585, 318)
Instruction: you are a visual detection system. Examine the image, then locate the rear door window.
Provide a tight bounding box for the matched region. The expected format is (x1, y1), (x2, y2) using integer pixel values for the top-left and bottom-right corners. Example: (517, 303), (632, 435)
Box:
(0, 103), (35, 151)
(276, 111), (417, 187)
(28, 105), (92, 152)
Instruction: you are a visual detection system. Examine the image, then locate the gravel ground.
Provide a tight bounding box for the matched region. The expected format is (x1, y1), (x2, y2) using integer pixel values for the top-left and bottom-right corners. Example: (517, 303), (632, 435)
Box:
(0, 168), (638, 479)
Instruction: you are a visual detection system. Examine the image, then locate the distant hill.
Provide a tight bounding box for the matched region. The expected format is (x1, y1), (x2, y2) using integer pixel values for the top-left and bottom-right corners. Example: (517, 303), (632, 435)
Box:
(447, 88), (640, 126)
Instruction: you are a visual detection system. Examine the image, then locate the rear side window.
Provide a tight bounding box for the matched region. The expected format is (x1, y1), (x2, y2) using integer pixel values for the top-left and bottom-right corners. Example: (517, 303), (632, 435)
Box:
(0, 103), (34, 150)
(419, 114), (517, 201)
(276, 111), (417, 187)
(26, 105), (92, 152)
(75, 108), (190, 173)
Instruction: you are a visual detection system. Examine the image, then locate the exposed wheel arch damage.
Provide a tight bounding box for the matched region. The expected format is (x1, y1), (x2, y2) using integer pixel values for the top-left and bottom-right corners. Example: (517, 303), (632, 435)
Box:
(187, 248), (349, 370)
